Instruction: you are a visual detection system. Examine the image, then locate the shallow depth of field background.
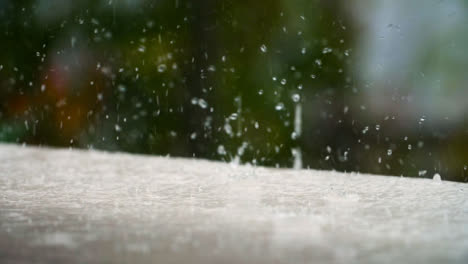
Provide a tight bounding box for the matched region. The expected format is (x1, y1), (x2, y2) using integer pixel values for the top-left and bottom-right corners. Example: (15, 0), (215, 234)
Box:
(0, 0), (467, 182)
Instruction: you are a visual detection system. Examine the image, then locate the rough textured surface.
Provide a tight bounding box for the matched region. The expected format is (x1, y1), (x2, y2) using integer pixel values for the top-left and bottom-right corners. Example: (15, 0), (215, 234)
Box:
(0, 144), (467, 264)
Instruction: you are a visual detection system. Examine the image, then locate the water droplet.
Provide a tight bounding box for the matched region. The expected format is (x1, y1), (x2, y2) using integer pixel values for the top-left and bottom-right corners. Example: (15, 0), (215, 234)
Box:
(291, 132), (298, 140)
(275, 102), (285, 111)
(260, 44), (267, 53)
(418, 141), (424, 148)
(229, 113), (238, 120)
(207, 65), (216, 72)
(322, 47), (333, 54)
(224, 122), (233, 136)
(387, 149), (392, 156)
(280, 79), (287, 85)
(291, 93), (300, 103)
(362, 126), (369, 134)
(217, 145), (226, 155)
(157, 64), (167, 72)
(118, 84), (126, 92)
(198, 98), (208, 109)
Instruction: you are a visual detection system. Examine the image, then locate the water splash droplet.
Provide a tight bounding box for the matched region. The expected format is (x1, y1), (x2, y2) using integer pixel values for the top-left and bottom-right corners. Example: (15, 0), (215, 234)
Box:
(275, 102), (285, 111)
(291, 93), (300, 103)
(157, 64), (167, 72)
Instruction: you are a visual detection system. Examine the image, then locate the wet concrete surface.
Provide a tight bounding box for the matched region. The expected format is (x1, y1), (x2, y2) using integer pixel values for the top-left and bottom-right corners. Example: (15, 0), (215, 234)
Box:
(0, 144), (467, 263)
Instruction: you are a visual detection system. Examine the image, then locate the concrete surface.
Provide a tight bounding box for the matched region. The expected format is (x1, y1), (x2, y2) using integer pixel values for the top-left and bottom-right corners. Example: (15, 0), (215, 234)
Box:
(0, 144), (467, 263)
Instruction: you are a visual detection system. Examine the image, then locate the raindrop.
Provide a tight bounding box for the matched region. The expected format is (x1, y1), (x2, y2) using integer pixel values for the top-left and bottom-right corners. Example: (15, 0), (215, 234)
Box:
(291, 132), (298, 140)
(217, 145), (227, 155)
(322, 47), (333, 54)
(275, 102), (285, 111)
(157, 64), (167, 72)
(229, 113), (238, 120)
(260, 44), (267, 53)
(291, 93), (300, 103)
(292, 147), (302, 169)
(207, 65), (216, 72)
(118, 84), (126, 92)
(224, 122), (233, 136)
(280, 79), (287, 85)
(362, 126), (369, 134)
(198, 98), (208, 109)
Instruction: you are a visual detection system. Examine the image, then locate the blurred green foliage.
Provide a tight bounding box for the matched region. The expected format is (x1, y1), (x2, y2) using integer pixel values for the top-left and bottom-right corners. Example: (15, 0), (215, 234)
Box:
(0, 0), (467, 182)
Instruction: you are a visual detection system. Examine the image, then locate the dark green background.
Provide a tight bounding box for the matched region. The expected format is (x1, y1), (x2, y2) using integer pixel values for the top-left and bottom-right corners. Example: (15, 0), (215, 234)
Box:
(1, 0), (467, 182)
